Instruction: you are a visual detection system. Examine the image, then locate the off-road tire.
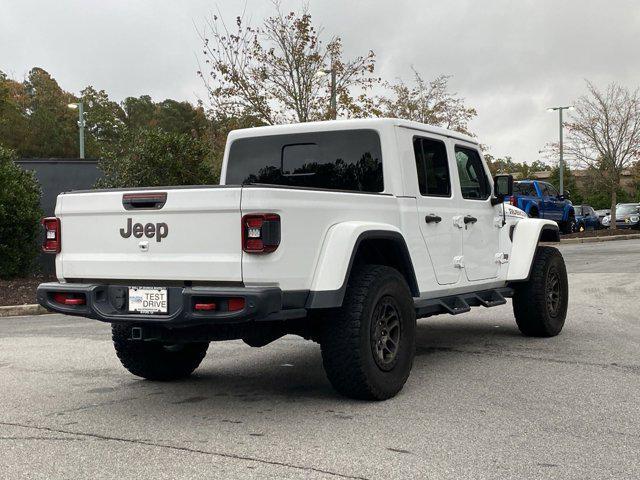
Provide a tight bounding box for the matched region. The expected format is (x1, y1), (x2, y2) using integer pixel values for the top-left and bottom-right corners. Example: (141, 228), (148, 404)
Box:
(112, 325), (208, 380)
(512, 246), (568, 337)
(320, 265), (416, 400)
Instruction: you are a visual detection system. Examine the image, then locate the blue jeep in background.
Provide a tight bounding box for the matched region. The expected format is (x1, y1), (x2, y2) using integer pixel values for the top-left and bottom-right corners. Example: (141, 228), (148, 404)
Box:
(507, 180), (576, 234)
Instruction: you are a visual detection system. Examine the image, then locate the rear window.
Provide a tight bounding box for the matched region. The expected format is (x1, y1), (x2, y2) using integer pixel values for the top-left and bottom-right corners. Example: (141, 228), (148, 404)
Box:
(513, 182), (536, 196)
(225, 129), (383, 192)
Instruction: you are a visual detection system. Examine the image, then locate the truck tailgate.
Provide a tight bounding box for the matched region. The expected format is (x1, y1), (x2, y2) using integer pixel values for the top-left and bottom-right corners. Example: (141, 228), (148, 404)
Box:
(57, 187), (242, 282)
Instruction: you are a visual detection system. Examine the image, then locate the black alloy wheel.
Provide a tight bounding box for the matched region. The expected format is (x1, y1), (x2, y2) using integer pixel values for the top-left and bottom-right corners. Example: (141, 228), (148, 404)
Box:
(370, 297), (402, 371)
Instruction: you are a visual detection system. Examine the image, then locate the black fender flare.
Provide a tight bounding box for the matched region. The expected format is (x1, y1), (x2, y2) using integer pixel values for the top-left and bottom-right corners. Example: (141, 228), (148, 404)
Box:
(305, 230), (419, 309)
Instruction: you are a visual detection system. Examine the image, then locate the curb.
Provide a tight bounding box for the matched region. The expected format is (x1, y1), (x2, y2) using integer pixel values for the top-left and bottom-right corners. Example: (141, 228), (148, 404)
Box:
(0, 304), (48, 318)
(560, 233), (640, 244)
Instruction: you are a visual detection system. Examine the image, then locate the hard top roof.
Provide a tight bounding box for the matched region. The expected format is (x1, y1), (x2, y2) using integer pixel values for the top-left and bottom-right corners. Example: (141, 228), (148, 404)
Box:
(227, 117), (478, 145)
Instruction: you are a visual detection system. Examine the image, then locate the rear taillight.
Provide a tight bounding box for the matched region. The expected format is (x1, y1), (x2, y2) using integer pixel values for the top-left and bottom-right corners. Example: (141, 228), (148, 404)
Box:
(510, 195), (517, 207)
(42, 217), (61, 253)
(242, 213), (280, 254)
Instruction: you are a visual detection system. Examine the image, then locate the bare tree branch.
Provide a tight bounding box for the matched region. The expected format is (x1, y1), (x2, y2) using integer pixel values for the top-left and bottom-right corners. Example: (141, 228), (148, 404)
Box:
(197, 4), (378, 124)
(377, 69), (477, 135)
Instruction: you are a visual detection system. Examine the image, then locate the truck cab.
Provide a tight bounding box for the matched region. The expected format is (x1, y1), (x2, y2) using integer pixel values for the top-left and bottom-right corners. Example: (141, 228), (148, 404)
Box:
(38, 118), (569, 400)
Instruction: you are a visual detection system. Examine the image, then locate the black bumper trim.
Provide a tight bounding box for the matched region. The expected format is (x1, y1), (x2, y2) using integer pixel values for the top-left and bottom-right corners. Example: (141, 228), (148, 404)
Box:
(37, 282), (307, 327)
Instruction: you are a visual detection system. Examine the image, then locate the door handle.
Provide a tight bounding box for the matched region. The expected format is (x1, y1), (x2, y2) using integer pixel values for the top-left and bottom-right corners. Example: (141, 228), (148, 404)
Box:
(463, 215), (478, 224)
(425, 214), (442, 224)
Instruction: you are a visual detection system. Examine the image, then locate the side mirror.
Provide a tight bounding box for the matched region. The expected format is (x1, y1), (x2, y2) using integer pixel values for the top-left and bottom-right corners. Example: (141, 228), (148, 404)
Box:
(492, 174), (513, 205)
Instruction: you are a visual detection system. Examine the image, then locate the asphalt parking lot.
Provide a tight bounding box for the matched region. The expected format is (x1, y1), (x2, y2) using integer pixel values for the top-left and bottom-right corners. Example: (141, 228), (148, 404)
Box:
(1, 240), (639, 480)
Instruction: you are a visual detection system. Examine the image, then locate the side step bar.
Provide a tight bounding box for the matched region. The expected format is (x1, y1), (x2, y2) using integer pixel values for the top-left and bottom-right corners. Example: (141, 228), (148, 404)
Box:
(414, 287), (513, 319)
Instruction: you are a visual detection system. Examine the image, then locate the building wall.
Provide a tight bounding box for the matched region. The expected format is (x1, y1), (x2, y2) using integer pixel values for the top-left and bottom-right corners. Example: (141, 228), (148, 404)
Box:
(15, 159), (103, 274)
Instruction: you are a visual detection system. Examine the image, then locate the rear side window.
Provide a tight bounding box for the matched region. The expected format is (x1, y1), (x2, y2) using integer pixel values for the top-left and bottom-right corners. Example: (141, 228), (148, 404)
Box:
(455, 147), (490, 200)
(514, 182), (536, 196)
(413, 137), (451, 196)
(226, 129), (383, 192)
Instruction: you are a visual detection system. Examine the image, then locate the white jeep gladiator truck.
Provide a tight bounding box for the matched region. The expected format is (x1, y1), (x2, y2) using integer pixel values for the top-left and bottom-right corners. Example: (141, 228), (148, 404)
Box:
(38, 118), (568, 400)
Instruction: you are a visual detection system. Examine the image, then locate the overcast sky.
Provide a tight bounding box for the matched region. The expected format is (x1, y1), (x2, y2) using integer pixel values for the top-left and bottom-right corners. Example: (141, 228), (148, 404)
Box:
(2, 0), (639, 162)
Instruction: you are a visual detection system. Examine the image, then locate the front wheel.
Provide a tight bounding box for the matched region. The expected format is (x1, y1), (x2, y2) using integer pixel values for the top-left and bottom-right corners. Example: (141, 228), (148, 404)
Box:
(320, 265), (416, 400)
(112, 325), (208, 380)
(561, 215), (576, 234)
(512, 246), (568, 337)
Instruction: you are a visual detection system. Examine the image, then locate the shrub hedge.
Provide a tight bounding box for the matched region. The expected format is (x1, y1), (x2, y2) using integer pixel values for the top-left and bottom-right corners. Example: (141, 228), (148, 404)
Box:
(0, 145), (43, 278)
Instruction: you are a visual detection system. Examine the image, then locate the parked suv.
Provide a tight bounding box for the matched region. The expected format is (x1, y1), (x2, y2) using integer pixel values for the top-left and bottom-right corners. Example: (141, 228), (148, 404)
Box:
(37, 119), (568, 400)
(508, 180), (575, 233)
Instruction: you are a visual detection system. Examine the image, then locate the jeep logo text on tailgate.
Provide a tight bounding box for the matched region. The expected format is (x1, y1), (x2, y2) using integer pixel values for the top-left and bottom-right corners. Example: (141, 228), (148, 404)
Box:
(120, 218), (168, 242)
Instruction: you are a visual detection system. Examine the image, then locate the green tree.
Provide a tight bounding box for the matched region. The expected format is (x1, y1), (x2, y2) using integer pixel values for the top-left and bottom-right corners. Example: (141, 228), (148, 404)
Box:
(485, 155), (551, 178)
(122, 95), (157, 130)
(80, 86), (126, 156)
(549, 164), (582, 204)
(0, 71), (29, 153)
(155, 99), (209, 138)
(0, 146), (43, 278)
(121, 96), (211, 139)
(96, 129), (218, 188)
(22, 67), (78, 158)
(576, 167), (635, 209)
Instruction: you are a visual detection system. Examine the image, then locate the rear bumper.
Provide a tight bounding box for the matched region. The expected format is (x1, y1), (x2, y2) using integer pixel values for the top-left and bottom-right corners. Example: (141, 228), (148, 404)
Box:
(37, 282), (307, 327)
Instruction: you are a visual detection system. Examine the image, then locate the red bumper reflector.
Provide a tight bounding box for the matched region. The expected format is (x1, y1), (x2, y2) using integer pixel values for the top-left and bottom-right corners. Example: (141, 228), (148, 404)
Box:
(194, 303), (217, 311)
(228, 298), (245, 312)
(53, 293), (85, 306)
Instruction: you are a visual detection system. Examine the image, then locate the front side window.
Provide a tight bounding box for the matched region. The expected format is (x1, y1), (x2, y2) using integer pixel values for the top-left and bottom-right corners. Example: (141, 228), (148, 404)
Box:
(455, 147), (490, 200)
(547, 183), (560, 197)
(226, 129), (383, 193)
(539, 183), (551, 197)
(413, 137), (451, 197)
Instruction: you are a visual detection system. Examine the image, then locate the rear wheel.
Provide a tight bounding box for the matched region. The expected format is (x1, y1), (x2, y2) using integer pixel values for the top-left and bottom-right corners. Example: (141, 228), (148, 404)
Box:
(112, 325), (208, 380)
(320, 265), (416, 400)
(512, 246), (568, 337)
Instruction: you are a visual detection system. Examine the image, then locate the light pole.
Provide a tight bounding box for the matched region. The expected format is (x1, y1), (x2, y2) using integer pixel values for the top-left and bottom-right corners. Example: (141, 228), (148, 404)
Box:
(316, 68), (337, 119)
(68, 102), (85, 159)
(547, 105), (573, 194)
